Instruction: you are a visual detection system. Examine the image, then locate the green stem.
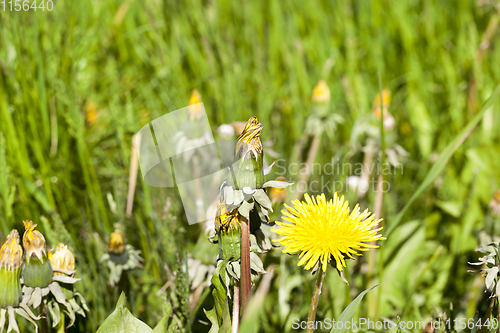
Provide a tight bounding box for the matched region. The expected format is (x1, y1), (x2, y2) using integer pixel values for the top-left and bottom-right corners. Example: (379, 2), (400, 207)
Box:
(57, 312), (65, 333)
(375, 72), (386, 316)
(41, 303), (50, 333)
(306, 269), (326, 333)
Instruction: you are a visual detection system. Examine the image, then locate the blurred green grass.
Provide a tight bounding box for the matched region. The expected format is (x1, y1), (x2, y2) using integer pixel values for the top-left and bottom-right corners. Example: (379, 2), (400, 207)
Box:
(1, 0), (500, 331)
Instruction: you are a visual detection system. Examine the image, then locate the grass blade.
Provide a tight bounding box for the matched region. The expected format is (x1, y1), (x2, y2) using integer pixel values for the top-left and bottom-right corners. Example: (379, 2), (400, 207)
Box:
(331, 284), (382, 333)
(385, 84), (500, 237)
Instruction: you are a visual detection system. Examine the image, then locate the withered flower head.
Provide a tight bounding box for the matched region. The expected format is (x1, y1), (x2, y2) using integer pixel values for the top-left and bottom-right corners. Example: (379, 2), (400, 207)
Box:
(23, 221), (46, 263)
(215, 201), (240, 233)
(236, 116), (263, 156)
(233, 117), (265, 189)
(108, 230), (126, 255)
(312, 80), (331, 103)
(50, 243), (75, 274)
(0, 230), (23, 271)
(188, 90), (203, 120)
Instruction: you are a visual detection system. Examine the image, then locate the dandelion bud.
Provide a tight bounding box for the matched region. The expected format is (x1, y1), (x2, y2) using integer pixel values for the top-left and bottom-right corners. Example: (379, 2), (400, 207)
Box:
(0, 230), (23, 308)
(373, 89), (391, 109)
(101, 230), (143, 287)
(311, 80), (331, 104)
(372, 89), (395, 130)
(188, 90), (203, 120)
(23, 221), (46, 262)
(232, 117), (264, 189)
(108, 230), (126, 255)
(215, 201), (241, 260)
(50, 243), (75, 275)
(22, 221), (53, 288)
(86, 102), (98, 125)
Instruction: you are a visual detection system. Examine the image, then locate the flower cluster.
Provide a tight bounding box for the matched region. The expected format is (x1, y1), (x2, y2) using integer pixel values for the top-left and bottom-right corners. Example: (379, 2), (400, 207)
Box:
(215, 117), (293, 271)
(0, 222), (87, 332)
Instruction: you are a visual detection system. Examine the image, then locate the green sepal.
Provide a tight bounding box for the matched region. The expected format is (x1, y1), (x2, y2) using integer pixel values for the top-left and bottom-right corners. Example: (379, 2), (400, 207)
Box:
(218, 224), (241, 261)
(0, 266), (22, 308)
(231, 151), (264, 190)
(22, 256), (53, 288)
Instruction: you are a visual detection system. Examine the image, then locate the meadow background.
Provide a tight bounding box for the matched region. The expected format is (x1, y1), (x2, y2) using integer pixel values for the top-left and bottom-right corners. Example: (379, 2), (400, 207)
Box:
(1, 0), (500, 332)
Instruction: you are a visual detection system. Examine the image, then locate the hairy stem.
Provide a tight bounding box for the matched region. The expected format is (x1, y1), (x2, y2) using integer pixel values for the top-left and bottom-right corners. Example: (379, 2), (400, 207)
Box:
(306, 269), (326, 333)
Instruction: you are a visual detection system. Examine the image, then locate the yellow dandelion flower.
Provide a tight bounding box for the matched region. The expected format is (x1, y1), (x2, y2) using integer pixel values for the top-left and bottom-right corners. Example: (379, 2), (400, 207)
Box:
(50, 243), (76, 274)
(0, 230), (23, 271)
(109, 230), (126, 255)
(312, 80), (330, 104)
(272, 193), (384, 272)
(188, 90), (203, 120)
(86, 102), (99, 125)
(22, 221), (46, 263)
(373, 89), (391, 109)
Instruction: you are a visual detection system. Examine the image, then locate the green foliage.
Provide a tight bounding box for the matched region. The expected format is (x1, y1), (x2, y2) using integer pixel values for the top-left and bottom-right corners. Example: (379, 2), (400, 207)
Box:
(96, 292), (153, 333)
(0, 0), (500, 331)
(204, 257), (232, 333)
(331, 284), (381, 333)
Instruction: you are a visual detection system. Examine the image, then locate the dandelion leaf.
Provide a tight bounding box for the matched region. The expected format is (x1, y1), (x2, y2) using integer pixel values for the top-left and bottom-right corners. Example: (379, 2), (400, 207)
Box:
(204, 257), (232, 333)
(96, 292), (154, 333)
(331, 284), (381, 333)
